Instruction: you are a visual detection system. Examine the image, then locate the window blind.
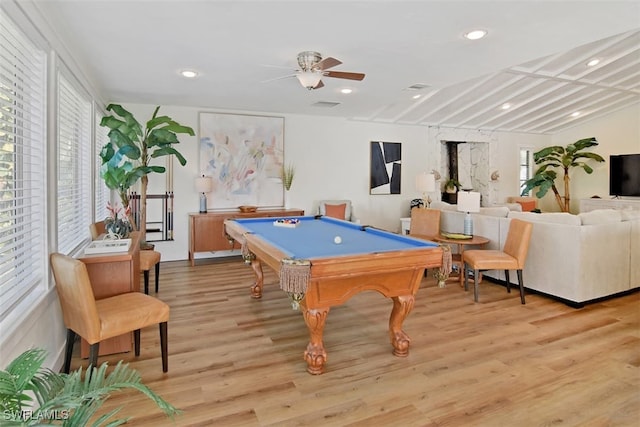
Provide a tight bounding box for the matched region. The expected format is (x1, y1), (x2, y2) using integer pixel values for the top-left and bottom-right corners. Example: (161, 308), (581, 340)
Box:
(94, 112), (109, 222)
(57, 75), (91, 254)
(0, 10), (47, 317)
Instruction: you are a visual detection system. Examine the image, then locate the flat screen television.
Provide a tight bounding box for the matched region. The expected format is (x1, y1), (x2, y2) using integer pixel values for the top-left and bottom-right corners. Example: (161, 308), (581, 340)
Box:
(609, 154), (640, 197)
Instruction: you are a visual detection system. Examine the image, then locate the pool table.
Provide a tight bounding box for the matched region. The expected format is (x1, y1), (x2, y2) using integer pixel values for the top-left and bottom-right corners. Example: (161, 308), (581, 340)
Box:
(224, 215), (442, 374)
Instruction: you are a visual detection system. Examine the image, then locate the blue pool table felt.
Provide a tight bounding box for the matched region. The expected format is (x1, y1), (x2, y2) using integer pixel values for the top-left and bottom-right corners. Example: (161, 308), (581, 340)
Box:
(233, 216), (438, 260)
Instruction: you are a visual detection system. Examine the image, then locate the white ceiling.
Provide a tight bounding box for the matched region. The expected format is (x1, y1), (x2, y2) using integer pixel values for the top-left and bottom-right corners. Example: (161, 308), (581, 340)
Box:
(34, 0), (640, 134)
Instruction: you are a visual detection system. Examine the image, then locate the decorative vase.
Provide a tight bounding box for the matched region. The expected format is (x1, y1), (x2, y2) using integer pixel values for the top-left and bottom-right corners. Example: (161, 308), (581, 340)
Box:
(284, 191), (291, 209)
(104, 218), (132, 239)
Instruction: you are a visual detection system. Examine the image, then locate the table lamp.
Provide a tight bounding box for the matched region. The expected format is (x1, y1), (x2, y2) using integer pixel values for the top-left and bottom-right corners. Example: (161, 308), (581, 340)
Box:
(415, 172), (436, 208)
(456, 191), (481, 235)
(195, 175), (213, 213)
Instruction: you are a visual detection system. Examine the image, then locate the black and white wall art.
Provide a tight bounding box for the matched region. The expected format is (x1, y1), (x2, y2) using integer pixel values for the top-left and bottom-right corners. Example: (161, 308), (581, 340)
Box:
(370, 141), (401, 195)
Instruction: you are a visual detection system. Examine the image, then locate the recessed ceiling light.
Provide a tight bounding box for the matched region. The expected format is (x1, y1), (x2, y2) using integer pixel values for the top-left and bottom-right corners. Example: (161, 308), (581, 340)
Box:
(501, 103), (511, 110)
(412, 94), (421, 99)
(464, 29), (488, 40)
(180, 70), (198, 78)
(586, 59), (600, 67)
(341, 88), (353, 94)
(571, 111), (581, 117)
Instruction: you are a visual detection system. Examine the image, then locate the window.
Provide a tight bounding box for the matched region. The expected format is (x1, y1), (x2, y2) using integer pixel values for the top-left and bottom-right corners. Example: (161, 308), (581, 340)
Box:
(94, 110), (109, 222)
(519, 147), (533, 195)
(0, 11), (47, 318)
(57, 75), (91, 254)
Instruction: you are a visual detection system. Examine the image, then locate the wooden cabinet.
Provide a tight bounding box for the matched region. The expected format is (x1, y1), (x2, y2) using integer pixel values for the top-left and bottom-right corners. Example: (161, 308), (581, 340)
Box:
(77, 232), (141, 357)
(189, 209), (304, 266)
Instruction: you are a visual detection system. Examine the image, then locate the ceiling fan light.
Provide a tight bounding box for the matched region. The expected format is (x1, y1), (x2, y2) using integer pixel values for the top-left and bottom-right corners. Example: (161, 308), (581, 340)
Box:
(297, 71), (322, 89)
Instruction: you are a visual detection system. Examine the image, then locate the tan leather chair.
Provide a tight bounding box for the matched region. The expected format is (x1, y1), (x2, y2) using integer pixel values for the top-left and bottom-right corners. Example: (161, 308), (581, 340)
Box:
(89, 221), (105, 240)
(90, 221), (161, 294)
(140, 250), (161, 294)
(50, 253), (170, 373)
(462, 219), (533, 304)
(409, 208), (441, 240)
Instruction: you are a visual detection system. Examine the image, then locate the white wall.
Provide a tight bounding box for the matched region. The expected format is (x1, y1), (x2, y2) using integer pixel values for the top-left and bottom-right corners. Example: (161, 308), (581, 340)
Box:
(125, 103), (639, 264)
(549, 104), (640, 212)
(121, 103), (556, 262)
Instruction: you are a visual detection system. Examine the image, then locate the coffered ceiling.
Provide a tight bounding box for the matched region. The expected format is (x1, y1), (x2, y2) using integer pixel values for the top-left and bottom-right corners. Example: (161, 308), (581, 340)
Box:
(26, 0), (640, 135)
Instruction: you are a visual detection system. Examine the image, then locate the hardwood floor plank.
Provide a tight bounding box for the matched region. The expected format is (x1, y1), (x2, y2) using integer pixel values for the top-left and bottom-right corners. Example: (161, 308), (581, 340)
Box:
(70, 258), (639, 426)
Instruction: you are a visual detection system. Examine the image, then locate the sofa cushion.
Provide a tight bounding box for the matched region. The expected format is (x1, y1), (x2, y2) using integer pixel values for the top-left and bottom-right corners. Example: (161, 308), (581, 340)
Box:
(508, 211), (581, 226)
(431, 201), (456, 211)
(620, 210), (640, 221)
(579, 209), (622, 225)
(478, 206), (510, 218)
(324, 203), (347, 220)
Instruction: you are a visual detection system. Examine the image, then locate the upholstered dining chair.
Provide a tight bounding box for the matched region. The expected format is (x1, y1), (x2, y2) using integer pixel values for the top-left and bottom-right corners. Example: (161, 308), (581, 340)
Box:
(90, 221), (161, 294)
(318, 200), (358, 222)
(462, 219), (533, 304)
(50, 253), (170, 373)
(409, 207), (441, 240)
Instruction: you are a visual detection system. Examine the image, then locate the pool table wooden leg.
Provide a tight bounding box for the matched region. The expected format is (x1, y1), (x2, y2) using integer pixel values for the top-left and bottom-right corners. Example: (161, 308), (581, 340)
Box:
(249, 258), (264, 299)
(302, 306), (330, 375)
(389, 295), (415, 357)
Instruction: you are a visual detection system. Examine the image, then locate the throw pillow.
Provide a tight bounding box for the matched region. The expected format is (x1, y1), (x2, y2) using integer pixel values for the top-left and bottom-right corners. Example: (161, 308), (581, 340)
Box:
(324, 203), (347, 220)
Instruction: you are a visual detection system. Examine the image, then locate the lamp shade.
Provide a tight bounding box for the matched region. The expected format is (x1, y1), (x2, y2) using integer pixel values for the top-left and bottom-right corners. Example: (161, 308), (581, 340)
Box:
(415, 172), (436, 192)
(296, 71), (322, 89)
(457, 191), (481, 213)
(195, 176), (213, 193)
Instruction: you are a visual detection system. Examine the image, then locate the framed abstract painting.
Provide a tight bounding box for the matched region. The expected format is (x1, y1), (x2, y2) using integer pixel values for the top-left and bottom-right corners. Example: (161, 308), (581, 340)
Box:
(370, 141), (401, 194)
(199, 112), (285, 209)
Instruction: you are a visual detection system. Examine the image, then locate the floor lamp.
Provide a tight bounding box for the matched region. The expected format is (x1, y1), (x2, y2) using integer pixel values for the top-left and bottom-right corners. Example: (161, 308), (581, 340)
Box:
(457, 191), (481, 235)
(195, 175), (213, 213)
(415, 172), (436, 208)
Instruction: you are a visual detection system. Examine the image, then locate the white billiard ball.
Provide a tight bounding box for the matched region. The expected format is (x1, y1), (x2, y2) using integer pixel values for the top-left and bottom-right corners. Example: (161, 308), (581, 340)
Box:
(334, 236), (342, 244)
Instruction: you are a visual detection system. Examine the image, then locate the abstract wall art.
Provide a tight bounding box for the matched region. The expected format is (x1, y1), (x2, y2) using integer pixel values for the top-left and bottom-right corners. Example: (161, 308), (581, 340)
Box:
(370, 141), (402, 195)
(199, 112), (285, 209)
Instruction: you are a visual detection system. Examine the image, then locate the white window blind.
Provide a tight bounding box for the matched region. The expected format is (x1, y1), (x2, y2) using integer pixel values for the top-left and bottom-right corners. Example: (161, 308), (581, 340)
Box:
(519, 148), (533, 196)
(57, 76), (91, 254)
(94, 111), (109, 222)
(0, 10), (47, 317)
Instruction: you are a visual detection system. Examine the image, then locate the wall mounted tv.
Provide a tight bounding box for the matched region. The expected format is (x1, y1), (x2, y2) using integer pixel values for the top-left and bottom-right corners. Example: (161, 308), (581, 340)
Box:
(609, 154), (640, 197)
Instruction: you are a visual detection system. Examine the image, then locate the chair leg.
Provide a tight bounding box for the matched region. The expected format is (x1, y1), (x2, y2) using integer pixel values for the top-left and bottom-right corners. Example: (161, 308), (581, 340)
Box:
(144, 270), (150, 294)
(63, 329), (76, 374)
(473, 269), (480, 302)
(134, 329), (141, 356)
(160, 322), (168, 373)
(505, 270), (511, 293)
(88, 343), (100, 371)
(463, 262), (469, 291)
(517, 269), (526, 304)
(155, 262), (160, 293)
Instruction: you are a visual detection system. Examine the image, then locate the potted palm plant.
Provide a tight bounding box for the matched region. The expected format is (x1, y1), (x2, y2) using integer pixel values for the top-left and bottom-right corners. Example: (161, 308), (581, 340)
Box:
(521, 137), (604, 212)
(0, 348), (180, 426)
(100, 104), (194, 247)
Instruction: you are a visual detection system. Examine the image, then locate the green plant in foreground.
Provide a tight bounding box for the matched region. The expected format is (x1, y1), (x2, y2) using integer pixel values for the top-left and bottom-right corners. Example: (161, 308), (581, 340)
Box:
(0, 348), (180, 426)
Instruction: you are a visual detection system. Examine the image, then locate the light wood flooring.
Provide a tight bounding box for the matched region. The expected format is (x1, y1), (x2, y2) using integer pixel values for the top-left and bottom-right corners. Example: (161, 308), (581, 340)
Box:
(71, 258), (640, 426)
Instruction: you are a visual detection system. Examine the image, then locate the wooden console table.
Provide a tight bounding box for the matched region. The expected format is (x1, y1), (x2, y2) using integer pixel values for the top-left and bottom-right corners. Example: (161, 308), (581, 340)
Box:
(189, 209), (304, 266)
(77, 232), (141, 358)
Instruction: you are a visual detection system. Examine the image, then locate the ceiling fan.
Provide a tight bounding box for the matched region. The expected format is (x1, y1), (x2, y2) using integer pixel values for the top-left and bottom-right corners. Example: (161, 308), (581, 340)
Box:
(267, 51), (365, 90)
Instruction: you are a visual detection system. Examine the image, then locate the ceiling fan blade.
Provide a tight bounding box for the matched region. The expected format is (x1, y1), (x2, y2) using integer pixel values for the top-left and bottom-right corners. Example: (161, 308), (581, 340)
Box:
(261, 74), (296, 83)
(313, 80), (325, 89)
(313, 56), (342, 71)
(324, 71), (365, 81)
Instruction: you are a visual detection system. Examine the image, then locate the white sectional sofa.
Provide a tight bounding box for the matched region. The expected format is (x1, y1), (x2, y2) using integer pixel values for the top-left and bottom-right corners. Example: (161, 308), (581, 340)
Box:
(429, 201), (640, 307)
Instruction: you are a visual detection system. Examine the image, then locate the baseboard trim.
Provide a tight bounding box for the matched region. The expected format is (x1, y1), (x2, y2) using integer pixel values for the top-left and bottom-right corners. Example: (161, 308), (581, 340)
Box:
(482, 276), (640, 309)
